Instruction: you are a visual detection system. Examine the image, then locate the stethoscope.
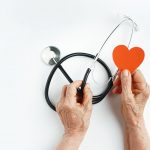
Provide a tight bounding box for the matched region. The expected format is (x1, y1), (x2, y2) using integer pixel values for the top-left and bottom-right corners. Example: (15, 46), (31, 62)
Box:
(41, 16), (138, 111)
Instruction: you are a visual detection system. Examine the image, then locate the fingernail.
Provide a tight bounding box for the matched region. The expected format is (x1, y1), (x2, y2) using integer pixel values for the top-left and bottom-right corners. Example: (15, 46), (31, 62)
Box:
(122, 70), (129, 77)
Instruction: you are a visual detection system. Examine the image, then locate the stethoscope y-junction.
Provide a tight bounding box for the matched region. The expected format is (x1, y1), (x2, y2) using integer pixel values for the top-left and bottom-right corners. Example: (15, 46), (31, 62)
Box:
(41, 16), (138, 111)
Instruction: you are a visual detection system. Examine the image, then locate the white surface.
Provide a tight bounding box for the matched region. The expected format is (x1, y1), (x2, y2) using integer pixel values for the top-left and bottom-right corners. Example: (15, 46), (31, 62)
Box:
(0, 0), (150, 150)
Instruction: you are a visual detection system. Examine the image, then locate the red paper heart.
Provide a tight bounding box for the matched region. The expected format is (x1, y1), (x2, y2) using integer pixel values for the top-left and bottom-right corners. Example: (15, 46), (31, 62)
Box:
(113, 45), (145, 72)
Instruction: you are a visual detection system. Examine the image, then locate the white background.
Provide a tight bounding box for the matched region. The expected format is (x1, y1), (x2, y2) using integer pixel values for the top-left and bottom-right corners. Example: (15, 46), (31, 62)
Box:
(0, 0), (150, 150)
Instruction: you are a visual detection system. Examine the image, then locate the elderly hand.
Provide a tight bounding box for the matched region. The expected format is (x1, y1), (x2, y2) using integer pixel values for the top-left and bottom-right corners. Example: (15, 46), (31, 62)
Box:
(113, 69), (150, 150)
(112, 69), (150, 126)
(56, 81), (92, 150)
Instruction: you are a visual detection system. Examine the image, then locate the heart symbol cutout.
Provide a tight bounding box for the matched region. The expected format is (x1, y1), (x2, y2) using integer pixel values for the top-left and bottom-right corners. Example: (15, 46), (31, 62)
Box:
(113, 45), (145, 72)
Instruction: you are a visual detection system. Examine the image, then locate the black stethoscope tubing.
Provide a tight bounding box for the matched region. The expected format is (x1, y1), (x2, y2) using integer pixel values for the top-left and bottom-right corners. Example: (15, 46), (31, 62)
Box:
(45, 52), (113, 111)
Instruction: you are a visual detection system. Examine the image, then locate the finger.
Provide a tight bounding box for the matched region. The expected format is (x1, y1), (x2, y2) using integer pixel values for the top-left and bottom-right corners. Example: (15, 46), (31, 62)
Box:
(132, 70), (150, 98)
(66, 80), (82, 100)
(113, 76), (121, 86)
(113, 70), (121, 86)
(117, 70), (121, 76)
(58, 85), (68, 104)
(132, 70), (147, 90)
(132, 69), (146, 82)
(83, 84), (92, 106)
(84, 101), (93, 118)
(112, 86), (122, 94)
(120, 70), (132, 97)
(60, 85), (68, 98)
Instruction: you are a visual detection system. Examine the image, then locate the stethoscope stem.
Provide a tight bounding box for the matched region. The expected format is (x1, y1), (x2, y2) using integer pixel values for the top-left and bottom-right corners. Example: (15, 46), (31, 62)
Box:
(53, 58), (73, 83)
(53, 58), (84, 94)
(58, 64), (88, 95)
(58, 65), (73, 83)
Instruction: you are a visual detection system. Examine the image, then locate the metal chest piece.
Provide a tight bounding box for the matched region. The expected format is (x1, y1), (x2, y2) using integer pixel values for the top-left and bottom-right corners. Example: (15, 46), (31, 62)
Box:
(41, 46), (61, 65)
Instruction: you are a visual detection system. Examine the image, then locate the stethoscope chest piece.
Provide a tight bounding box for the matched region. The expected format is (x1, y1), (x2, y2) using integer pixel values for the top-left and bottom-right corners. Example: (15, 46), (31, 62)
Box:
(41, 46), (61, 65)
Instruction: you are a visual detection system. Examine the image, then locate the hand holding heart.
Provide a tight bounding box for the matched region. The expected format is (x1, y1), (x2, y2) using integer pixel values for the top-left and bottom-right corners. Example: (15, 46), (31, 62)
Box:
(112, 45), (150, 126)
(112, 46), (150, 150)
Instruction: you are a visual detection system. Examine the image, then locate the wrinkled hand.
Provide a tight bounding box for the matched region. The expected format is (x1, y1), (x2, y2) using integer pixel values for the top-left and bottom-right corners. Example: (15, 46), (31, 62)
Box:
(56, 81), (92, 137)
(112, 70), (150, 127)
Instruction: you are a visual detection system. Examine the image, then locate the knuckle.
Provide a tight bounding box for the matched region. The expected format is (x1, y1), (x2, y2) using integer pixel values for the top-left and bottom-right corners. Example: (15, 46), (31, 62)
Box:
(122, 76), (129, 83)
(86, 102), (92, 111)
(63, 101), (73, 108)
(147, 84), (150, 93)
(122, 83), (129, 91)
(56, 100), (64, 109)
(57, 102), (71, 113)
(67, 85), (72, 91)
(122, 82), (132, 94)
(144, 91), (150, 98)
(122, 93), (133, 101)
(63, 85), (67, 89)
(56, 102), (61, 112)
(143, 84), (150, 98)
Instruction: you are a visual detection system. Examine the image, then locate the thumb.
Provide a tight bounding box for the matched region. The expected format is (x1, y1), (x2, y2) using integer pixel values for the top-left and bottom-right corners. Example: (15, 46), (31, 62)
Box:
(120, 70), (132, 97)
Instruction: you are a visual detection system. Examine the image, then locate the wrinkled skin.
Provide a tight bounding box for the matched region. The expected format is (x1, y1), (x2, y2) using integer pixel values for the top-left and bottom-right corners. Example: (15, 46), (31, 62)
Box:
(112, 70), (150, 150)
(112, 70), (150, 127)
(56, 81), (92, 150)
(56, 70), (150, 150)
